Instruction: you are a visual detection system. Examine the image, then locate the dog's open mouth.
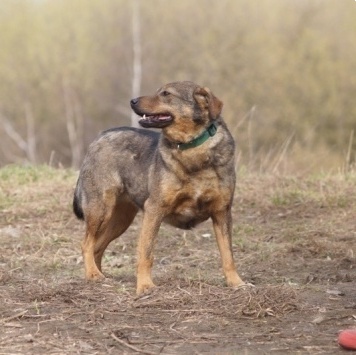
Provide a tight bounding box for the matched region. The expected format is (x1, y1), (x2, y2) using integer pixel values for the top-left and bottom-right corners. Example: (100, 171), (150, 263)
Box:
(138, 113), (173, 128)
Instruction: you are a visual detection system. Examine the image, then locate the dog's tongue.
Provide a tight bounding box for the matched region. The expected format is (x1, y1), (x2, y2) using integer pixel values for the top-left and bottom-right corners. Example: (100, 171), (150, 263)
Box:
(156, 115), (171, 121)
(142, 114), (171, 121)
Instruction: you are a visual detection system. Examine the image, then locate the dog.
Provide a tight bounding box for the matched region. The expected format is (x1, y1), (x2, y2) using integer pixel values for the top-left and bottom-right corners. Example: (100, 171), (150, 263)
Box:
(73, 81), (244, 295)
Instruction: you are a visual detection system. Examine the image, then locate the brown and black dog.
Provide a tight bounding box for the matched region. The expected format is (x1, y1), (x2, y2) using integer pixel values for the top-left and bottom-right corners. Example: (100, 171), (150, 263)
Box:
(73, 81), (244, 294)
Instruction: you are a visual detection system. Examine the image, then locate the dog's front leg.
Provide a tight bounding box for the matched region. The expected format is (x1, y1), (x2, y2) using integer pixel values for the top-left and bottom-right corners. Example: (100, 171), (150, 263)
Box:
(212, 209), (245, 287)
(136, 204), (163, 295)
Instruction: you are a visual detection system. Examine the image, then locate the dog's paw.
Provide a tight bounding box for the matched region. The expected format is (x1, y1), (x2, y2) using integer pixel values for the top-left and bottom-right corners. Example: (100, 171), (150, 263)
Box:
(234, 282), (255, 289)
(85, 270), (105, 281)
(136, 280), (156, 296)
(226, 274), (245, 288)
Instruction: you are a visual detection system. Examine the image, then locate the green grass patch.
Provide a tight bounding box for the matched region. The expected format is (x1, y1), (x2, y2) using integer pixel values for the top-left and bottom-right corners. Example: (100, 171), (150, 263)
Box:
(0, 164), (76, 185)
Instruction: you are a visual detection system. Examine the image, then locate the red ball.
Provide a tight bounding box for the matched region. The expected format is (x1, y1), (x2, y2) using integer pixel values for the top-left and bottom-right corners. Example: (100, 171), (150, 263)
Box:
(338, 329), (356, 350)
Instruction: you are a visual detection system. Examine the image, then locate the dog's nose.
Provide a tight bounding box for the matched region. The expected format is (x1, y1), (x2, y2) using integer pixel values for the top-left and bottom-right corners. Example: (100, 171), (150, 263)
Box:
(130, 98), (139, 106)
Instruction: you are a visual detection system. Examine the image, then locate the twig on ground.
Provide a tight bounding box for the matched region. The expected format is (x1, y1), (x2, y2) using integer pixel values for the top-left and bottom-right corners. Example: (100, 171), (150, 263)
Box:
(1, 310), (28, 323)
(110, 332), (157, 355)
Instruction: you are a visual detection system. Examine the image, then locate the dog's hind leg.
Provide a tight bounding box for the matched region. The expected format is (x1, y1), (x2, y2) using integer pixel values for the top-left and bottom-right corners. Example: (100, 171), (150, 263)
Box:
(81, 192), (138, 280)
(82, 222), (106, 281)
(93, 197), (138, 272)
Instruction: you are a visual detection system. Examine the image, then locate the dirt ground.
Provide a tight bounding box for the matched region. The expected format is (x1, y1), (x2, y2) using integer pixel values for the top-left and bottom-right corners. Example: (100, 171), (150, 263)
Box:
(0, 166), (355, 354)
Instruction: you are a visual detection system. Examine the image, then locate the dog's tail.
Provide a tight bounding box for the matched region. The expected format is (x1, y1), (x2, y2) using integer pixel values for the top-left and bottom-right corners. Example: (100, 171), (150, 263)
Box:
(73, 183), (84, 220)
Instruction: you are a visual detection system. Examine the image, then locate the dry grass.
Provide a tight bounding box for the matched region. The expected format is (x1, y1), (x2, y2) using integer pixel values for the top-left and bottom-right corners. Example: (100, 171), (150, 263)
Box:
(0, 165), (355, 354)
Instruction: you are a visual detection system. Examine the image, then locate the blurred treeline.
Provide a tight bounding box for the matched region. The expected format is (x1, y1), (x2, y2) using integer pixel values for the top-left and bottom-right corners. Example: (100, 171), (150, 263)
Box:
(0, 0), (355, 173)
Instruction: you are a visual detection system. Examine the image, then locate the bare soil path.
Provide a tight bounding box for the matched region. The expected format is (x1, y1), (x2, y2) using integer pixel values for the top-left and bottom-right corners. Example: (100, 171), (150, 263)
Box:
(0, 166), (355, 354)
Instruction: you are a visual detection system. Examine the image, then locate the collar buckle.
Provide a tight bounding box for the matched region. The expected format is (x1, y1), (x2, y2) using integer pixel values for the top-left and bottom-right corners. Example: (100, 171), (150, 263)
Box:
(207, 123), (217, 137)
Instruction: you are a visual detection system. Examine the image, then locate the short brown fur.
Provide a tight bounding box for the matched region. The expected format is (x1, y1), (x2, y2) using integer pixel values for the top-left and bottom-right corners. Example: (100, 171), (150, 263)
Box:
(73, 81), (244, 294)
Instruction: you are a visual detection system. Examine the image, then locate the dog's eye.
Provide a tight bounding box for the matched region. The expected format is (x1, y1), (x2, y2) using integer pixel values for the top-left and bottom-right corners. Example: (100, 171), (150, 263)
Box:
(161, 91), (170, 96)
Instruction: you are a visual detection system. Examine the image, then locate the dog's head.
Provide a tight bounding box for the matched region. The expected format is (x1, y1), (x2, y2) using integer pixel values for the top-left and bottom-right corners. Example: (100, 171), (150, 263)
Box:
(130, 81), (223, 142)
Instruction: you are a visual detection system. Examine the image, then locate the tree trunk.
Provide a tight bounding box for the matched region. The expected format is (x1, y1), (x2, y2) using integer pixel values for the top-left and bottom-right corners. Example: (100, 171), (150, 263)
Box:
(130, 0), (141, 128)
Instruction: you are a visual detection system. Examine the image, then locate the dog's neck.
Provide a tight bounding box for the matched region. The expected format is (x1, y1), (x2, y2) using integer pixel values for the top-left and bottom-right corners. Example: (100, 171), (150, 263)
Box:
(163, 120), (219, 151)
(176, 122), (218, 151)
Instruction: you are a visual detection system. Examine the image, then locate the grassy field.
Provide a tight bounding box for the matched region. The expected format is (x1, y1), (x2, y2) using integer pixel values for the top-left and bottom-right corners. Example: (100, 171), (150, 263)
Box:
(0, 165), (355, 354)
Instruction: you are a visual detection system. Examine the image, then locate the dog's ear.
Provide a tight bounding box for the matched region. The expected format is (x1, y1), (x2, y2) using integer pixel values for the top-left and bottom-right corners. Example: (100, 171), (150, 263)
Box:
(193, 87), (223, 119)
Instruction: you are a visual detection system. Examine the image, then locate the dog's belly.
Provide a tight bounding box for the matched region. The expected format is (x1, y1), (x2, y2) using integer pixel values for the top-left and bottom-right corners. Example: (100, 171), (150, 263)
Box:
(163, 211), (209, 230)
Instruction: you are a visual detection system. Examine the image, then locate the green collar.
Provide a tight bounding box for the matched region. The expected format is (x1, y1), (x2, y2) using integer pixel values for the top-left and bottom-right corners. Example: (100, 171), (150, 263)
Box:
(177, 122), (218, 151)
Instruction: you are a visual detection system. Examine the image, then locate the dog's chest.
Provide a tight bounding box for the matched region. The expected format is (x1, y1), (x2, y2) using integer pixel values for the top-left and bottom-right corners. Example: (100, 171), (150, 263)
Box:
(174, 187), (208, 215)
(162, 170), (230, 225)
(162, 182), (226, 229)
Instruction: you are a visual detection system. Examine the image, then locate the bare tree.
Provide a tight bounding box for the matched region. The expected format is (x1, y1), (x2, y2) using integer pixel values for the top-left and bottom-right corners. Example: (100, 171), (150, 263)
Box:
(130, 0), (141, 128)
(24, 103), (37, 164)
(0, 104), (37, 164)
(62, 77), (84, 169)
